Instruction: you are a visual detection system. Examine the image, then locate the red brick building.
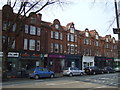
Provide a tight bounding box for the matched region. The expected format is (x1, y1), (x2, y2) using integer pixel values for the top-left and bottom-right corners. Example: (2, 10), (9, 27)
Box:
(1, 5), (118, 73)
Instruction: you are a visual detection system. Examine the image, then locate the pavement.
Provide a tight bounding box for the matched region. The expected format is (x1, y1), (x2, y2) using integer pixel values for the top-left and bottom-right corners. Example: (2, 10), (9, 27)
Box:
(2, 72), (63, 83)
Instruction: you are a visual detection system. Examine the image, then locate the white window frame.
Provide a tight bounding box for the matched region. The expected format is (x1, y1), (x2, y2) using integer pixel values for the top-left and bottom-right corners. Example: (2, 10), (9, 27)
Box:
(60, 44), (63, 53)
(25, 24), (28, 33)
(85, 32), (89, 37)
(70, 28), (74, 33)
(29, 39), (35, 50)
(54, 43), (59, 53)
(24, 39), (28, 50)
(30, 25), (36, 35)
(60, 32), (62, 40)
(55, 32), (59, 39)
(12, 40), (15, 49)
(50, 43), (53, 52)
(12, 23), (16, 32)
(37, 27), (41, 36)
(51, 31), (54, 38)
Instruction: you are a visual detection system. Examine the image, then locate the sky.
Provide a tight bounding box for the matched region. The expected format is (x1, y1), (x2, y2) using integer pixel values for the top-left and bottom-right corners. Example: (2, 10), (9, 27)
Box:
(0, 0), (119, 40)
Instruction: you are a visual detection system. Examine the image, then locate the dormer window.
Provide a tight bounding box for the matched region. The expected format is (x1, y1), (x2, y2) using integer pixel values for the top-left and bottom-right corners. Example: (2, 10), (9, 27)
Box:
(70, 28), (74, 33)
(31, 17), (36, 24)
(96, 35), (98, 39)
(55, 24), (59, 29)
(106, 38), (109, 42)
(85, 32), (89, 37)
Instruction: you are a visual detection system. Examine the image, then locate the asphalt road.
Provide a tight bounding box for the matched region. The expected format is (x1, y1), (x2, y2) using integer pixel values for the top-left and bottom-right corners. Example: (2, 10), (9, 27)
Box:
(2, 72), (120, 89)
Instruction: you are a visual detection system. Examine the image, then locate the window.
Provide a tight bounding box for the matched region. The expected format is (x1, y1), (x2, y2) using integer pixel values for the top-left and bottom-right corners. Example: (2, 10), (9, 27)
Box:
(70, 28), (74, 33)
(113, 39), (115, 43)
(55, 32), (59, 39)
(71, 44), (74, 54)
(3, 21), (7, 30)
(95, 41), (99, 46)
(12, 40), (15, 49)
(84, 39), (89, 45)
(51, 31), (54, 38)
(96, 35), (98, 39)
(29, 40), (35, 50)
(37, 40), (40, 51)
(67, 33), (70, 41)
(25, 25), (28, 33)
(24, 39), (28, 50)
(55, 24), (59, 29)
(30, 25), (36, 35)
(31, 17), (36, 24)
(12, 23), (16, 32)
(106, 38), (109, 42)
(85, 32), (89, 37)
(60, 44), (63, 53)
(60, 32), (62, 40)
(2, 36), (5, 44)
(106, 44), (109, 48)
(50, 43), (53, 52)
(37, 27), (41, 36)
(75, 35), (77, 42)
(71, 34), (74, 42)
(54, 43), (59, 53)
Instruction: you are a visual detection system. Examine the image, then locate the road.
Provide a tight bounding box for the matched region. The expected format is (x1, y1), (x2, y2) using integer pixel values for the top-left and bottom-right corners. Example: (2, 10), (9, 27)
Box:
(2, 72), (120, 89)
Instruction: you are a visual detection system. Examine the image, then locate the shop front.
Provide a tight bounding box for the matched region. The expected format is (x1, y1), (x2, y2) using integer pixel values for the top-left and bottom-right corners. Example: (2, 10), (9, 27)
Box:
(82, 56), (94, 69)
(94, 56), (106, 68)
(19, 51), (44, 71)
(65, 55), (82, 70)
(47, 54), (65, 73)
(105, 57), (114, 67)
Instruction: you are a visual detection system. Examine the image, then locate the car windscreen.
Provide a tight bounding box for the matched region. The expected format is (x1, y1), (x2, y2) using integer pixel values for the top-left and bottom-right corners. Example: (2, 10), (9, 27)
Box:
(63, 67), (69, 70)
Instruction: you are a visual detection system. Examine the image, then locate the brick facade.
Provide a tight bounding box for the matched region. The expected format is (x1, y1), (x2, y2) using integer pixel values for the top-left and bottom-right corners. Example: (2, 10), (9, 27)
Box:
(1, 5), (118, 73)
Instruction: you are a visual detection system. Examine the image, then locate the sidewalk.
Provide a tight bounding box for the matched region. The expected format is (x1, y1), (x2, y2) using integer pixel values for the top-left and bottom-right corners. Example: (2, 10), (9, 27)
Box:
(2, 72), (63, 82)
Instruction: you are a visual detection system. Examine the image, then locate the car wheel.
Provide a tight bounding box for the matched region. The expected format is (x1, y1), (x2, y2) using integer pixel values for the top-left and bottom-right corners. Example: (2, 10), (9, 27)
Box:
(35, 75), (39, 80)
(93, 72), (96, 75)
(50, 74), (54, 78)
(80, 72), (83, 76)
(101, 71), (104, 74)
(69, 73), (73, 77)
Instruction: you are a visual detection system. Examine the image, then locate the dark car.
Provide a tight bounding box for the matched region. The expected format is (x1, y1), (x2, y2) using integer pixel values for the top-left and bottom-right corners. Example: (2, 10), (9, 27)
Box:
(103, 66), (115, 73)
(29, 67), (54, 79)
(84, 66), (104, 75)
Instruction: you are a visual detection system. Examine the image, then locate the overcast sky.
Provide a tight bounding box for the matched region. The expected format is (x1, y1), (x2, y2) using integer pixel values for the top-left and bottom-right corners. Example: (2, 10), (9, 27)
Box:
(0, 0), (119, 40)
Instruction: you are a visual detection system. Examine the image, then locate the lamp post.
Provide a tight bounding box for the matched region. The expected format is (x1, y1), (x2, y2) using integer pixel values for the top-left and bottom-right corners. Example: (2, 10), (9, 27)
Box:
(113, 0), (120, 59)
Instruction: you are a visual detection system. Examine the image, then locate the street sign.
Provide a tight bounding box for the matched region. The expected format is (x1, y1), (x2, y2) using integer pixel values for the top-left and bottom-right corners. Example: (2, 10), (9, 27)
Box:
(113, 28), (120, 34)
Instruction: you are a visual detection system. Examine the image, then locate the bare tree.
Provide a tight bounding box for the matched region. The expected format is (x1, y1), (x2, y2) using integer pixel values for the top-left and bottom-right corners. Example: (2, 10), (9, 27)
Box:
(2, 0), (70, 80)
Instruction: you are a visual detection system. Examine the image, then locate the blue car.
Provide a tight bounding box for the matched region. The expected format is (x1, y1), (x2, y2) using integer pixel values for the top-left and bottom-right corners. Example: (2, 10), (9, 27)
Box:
(29, 67), (54, 79)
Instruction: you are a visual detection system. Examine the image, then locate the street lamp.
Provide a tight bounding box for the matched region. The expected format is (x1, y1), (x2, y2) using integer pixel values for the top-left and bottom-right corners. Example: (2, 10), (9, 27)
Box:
(113, 0), (120, 58)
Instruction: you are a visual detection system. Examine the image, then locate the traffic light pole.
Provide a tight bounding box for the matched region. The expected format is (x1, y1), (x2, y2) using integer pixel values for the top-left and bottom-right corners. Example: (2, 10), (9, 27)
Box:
(114, 0), (120, 58)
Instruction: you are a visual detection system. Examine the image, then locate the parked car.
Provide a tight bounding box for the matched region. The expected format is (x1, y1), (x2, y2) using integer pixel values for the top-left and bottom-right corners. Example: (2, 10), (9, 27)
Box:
(63, 67), (85, 76)
(114, 66), (120, 72)
(102, 66), (115, 73)
(29, 67), (54, 79)
(84, 66), (104, 75)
